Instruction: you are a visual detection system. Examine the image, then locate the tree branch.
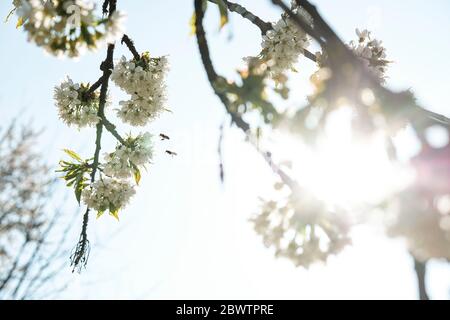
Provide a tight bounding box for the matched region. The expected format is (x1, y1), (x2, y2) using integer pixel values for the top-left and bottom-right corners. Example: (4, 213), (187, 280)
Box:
(70, 0), (118, 272)
(272, 0), (449, 129)
(215, 0), (316, 62)
(209, 0), (272, 35)
(195, 0), (298, 191)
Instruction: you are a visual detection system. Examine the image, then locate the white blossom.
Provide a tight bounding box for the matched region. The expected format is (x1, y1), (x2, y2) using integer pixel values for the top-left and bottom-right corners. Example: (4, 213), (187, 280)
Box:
(12, 0), (125, 57)
(349, 28), (389, 83)
(111, 54), (169, 126)
(103, 132), (154, 179)
(355, 28), (369, 41)
(54, 77), (101, 128)
(251, 191), (350, 268)
(116, 94), (166, 126)
(81, 178), (135, 216)
(259, 13), (310, 77)
(104, 10), (126, 44)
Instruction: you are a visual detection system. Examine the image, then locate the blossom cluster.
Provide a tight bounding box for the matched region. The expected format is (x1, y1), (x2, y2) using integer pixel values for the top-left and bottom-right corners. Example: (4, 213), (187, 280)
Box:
(349, 28), (389, 83)
(81, 178), (136, 219)
(79, 132), (154, 217)
(54, 77), (102, 128)
(310, 29), (390, 88)
(111, 54), (169, 126)
(259, 15), (310, 77)
(12, 0), (125, 57)
(55, 53), (168, 218)
(251, 189), (351, 268)
(54, 52), (169, 218)
(103, 132), (154, 179)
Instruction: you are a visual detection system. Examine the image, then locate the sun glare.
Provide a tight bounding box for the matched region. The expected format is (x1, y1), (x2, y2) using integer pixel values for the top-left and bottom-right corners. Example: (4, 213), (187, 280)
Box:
(271, 107), (412, 211)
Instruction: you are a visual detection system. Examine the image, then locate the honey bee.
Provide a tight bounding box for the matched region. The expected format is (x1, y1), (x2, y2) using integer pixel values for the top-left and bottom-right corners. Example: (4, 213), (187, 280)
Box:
(165, 150), (177, 156)
(159, 133), (170, 141)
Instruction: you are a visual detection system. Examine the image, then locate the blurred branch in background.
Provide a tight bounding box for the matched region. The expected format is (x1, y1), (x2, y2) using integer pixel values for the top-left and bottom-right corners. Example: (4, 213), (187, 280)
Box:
(277, 0), (450, 300)
(0, 121), (76, 299)
(414, 258), (429, 300)
(197, 0), (449, 300)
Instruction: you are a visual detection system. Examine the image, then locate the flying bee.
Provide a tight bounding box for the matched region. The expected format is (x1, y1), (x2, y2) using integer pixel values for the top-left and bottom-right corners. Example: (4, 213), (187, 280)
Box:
(165, 150), (178, 156)
(159, 133), (170, 141)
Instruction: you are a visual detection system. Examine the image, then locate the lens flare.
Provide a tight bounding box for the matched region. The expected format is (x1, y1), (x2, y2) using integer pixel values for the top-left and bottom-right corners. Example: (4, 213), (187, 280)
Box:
(271, 107), (412, 211)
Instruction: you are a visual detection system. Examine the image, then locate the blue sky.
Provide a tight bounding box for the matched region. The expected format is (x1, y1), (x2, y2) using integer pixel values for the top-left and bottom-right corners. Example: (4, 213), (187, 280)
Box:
(1, 0), (449, 299)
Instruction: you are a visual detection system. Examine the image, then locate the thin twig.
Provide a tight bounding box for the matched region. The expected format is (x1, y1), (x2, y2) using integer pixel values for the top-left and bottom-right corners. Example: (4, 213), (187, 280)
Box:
(272, 0), (325, 47)
(209, 0), (272, 34)
(218, 122), (225, 183)
(121, 34), (140, 60)
(0, 239), (28, 294)
(86, 74), (107, 95)
(9, 208), (64, 299)
(102, 117), (126, 145)
(215, 0), (316, 62)
(21, 211), (78, 299)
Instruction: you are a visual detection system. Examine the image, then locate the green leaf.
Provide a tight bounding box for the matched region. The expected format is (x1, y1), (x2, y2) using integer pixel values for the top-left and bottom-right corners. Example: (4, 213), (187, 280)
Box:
(63, 149), (83, 162)
(189, 0), (208, 35)
(16, 16), (24, 28)
(96, 210), (105, 219)
(74, 174), (86, 205)
(129, 162), (141, 185)
(110, 208), (120, 221)
(75, 186), (82, 204)
(64, 170), (79, 181)
(134, 167), (141, 185)
(189, 12), (196, 36)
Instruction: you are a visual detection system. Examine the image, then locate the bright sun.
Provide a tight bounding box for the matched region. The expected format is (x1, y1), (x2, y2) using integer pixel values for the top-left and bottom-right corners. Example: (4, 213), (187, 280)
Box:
(271, 107), (412, 210)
